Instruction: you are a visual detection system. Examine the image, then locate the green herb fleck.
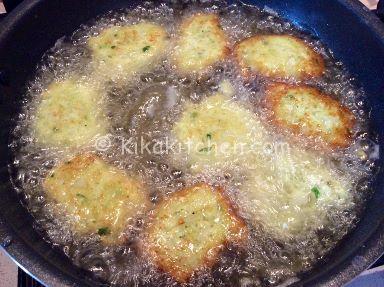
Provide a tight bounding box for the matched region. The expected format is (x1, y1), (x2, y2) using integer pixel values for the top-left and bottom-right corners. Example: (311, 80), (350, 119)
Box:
(142, 45), (151, 52)
(111, 45), (116, 49)
(206, 133), (212, 140)
(52, 127), (59, 132)
(50, 173), (55, 178)
(98, 227), (110, 236)
(199, 146), (213, 153)
(76, 193), (87, 199)
(311, 186), (320, 199)
(191, 111), (198, 118)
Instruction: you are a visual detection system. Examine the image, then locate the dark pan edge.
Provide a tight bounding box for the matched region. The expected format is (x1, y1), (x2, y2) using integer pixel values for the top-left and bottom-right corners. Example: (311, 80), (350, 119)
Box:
(0, 0), (384, 287)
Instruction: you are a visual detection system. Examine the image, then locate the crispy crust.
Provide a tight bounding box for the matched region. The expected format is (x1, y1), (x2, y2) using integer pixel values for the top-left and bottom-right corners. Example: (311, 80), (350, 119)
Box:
(44, 153), (150, 245)
(173, 13), (230, 75)
(264, 83), (355, 148)
(234, 35), (325, 80)
(142, 183), (247, 282)
(46, 153), (96, 176)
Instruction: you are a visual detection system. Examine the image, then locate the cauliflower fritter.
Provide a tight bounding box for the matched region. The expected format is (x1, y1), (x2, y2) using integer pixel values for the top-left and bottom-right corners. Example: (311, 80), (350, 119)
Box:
(88, 22), (169, 81)
(234, 35), (325, 80)
(172, 13), (229, 75)
(143, 183), (246, 282)
(172, 93), (268, 172)
(239, 148), (352, 238)
(265, 83), (355, 148)
(34, 79), (106, 149)
(44, 154), (150, 245)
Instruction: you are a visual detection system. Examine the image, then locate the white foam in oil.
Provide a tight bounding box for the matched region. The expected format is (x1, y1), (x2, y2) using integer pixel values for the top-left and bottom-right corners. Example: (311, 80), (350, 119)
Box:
(9, 1), (378, 286)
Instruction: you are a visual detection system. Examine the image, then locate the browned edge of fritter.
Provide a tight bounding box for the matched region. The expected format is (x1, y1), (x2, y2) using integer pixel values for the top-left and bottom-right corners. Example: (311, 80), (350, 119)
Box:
(233, 34), (325, 80)
(140, 183), (248, 283)
(43, 152), (150, 246)
(264, 82), (356, 149)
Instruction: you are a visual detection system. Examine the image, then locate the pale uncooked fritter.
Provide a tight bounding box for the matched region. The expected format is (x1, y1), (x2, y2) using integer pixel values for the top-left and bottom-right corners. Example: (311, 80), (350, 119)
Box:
(34, 79), (106, 149)
(239, 147), (352, 238)
(234, 35), (325, 80)
(143, 183), (246, 282)
(265, 83), (355, 148)
(88, 22), (169, 81)
(173, 13), (229, 74)
(44, 154), (150, 245)
(172, 93), (269, 172)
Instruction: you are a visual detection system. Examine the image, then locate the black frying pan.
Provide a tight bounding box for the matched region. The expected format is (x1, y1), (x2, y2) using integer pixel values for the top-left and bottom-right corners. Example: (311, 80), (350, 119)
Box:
(1, 0), (384, 286)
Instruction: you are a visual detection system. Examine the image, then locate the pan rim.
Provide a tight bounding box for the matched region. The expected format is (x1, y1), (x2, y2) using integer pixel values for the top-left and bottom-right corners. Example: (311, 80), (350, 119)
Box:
(0, 0), (384, 286)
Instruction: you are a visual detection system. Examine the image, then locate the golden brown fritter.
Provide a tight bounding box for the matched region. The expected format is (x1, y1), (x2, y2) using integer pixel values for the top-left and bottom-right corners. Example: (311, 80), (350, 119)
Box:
(265, 83), (355, 148)
(234, 35), (325, 80)
(172, 13), (229, 75)
(44, 154), (150, 245)
(143, 183), (247, 282)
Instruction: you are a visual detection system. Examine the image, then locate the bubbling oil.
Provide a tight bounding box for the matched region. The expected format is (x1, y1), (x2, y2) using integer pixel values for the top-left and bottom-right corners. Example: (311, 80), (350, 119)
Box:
(9, 1), (379, 286)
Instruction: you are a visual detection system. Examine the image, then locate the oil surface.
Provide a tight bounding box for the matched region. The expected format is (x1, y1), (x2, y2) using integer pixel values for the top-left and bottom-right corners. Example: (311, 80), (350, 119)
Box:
(10, 1), (379, 286)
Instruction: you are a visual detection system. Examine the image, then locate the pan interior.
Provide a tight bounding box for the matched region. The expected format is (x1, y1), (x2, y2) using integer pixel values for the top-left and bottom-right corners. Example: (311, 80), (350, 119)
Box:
(5, 0), (380, 286)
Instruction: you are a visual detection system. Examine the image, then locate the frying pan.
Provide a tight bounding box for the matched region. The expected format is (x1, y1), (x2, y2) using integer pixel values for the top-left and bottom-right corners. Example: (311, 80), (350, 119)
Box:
(1, 0), (384, 286)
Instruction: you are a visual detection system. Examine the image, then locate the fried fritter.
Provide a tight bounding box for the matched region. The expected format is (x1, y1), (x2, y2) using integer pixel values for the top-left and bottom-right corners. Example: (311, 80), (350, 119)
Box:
(265, 83), (355, 148)
(234, 35), (325, 79)
(172, 13), (229, 75)
(88, 22), (169, 80)
(44, 154), (150, 245)
(239, 147), (352, 238)
(172, 93), (268, 172)
(34, 79), (106, 149)
(143, 183), (246, 282)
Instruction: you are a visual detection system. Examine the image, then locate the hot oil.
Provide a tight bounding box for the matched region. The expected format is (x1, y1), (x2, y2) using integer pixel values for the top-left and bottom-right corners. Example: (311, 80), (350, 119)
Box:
(9, 1), (379, 286)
